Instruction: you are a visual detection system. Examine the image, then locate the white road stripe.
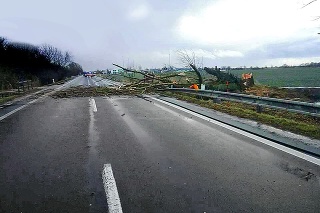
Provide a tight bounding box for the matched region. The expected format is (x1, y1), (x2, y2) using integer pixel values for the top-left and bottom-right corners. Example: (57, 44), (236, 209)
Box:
(102, 164), (123, 213)
(0, 105), (28, 121)
(0, 93), (46, 121)
(150, 96), (320, 166)
(0, 77), (80, 121)
(90, 98), (98, 112)
(56, 77), (79, 90)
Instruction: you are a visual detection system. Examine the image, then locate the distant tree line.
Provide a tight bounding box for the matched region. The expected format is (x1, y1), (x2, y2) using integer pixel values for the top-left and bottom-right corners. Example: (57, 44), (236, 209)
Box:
(228, 62), (320, 70)
(298, 62), (320, 67)
(0, 36), (83, 90)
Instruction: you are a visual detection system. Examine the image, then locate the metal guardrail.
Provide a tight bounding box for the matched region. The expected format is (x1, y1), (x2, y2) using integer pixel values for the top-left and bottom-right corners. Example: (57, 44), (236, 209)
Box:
(165, 88), (320, 117)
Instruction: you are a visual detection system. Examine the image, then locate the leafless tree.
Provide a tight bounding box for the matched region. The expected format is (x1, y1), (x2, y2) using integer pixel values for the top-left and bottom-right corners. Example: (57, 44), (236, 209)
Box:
(176, 50), (203, 85)
(64, 51), (72, 67)
(40, 44), (71, 67)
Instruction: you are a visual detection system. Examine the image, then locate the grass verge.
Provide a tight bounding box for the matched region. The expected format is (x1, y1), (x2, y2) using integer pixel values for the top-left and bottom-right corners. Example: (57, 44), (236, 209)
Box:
(160, 91), (320, 140)
(0, 96), (17, 105)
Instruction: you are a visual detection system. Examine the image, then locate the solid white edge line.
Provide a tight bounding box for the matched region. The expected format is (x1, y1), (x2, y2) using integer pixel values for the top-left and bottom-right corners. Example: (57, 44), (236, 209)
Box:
(150, 96), (320, 166)
(0, 93), (46, 121)
(56, 76), (79, 90)
(0, 104), (27, 121)
(102, 164), (123, 213)
(0, 77), (80, 121)
(90, 98), (98, 112)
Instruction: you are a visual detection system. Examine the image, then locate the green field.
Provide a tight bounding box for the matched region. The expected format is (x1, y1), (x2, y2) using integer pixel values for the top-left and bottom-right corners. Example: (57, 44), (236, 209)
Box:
(229, 67), (320, 87)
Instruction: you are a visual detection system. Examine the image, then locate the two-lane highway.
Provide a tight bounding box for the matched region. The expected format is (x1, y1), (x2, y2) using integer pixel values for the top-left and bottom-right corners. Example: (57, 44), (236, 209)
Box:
(1, 90), (319, 212)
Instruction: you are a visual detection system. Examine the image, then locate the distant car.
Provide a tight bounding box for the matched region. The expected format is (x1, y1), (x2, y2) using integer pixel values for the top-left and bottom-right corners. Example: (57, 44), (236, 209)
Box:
(83, 72), (95, 77)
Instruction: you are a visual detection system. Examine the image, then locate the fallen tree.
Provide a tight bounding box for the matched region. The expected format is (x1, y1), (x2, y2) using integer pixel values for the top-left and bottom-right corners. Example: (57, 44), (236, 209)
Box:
(52, 63), (201, 98)
(111, 63), (191, 92)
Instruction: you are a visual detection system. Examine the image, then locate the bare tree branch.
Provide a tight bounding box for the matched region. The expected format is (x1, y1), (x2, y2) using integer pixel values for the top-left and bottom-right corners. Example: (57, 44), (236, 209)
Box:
(176, 50), (203, 85)
(113, 63), (181, 83)
(312, 16), (320, 21)
(40, 44), (67, 66)
(302, 0), (318, 8)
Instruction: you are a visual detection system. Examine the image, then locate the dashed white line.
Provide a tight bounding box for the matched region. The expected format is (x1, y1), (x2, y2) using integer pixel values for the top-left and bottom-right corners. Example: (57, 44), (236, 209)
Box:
(89, 98), (97, 112)
(150, 96), (320, 166)
(102, 164), (123, 213)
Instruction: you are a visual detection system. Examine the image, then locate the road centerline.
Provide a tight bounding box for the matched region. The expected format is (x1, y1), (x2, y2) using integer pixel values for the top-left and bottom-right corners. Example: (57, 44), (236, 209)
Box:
(102, 164), (123, 213)
(90, 98), (98, 112)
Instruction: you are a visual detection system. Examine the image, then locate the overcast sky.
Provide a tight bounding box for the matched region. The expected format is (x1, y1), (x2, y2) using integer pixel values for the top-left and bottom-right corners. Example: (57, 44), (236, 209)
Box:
(1, 0), (320, 70)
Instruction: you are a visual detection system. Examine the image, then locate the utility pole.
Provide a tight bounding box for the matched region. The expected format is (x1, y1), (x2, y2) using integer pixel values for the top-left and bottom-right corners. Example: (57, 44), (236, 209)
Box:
(169, 51), (171, 70)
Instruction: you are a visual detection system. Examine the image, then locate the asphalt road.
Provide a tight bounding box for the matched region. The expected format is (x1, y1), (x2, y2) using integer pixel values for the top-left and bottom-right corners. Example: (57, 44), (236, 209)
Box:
(0, 79), (320, 213)
(68, 76), (122, 87)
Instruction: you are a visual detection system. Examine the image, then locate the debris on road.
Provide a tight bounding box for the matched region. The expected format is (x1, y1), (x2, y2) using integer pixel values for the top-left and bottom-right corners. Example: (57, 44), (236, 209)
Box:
(51, 64), (196, 98)
(51, 86), (156, 98)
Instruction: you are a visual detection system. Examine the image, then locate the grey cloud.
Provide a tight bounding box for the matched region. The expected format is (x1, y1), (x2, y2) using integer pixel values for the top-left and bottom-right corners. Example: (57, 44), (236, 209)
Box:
(0, 0), (319, 70)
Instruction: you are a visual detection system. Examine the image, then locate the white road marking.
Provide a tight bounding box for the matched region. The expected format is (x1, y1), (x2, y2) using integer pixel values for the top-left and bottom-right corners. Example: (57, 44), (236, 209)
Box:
(0, 77), (80, 121)
(56, 77), (79, 90)
(0, 94), (45, 121)
(102, 164), (123, 213)
(150, 96), (320, 166)
(90, 98), (98, 112)
(0, 104), (28, 121)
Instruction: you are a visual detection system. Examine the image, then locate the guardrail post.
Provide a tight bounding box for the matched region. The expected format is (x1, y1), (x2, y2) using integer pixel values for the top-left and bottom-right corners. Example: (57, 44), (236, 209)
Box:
(256, 104), (262, 113)
(201, 84), (206, 90)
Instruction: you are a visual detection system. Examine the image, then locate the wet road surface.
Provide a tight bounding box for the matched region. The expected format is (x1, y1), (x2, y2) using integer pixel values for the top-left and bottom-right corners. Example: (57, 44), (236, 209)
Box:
(68, 75), (122, 87)
(1, 77), (320, 212)
(0, 93), (319, 213)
